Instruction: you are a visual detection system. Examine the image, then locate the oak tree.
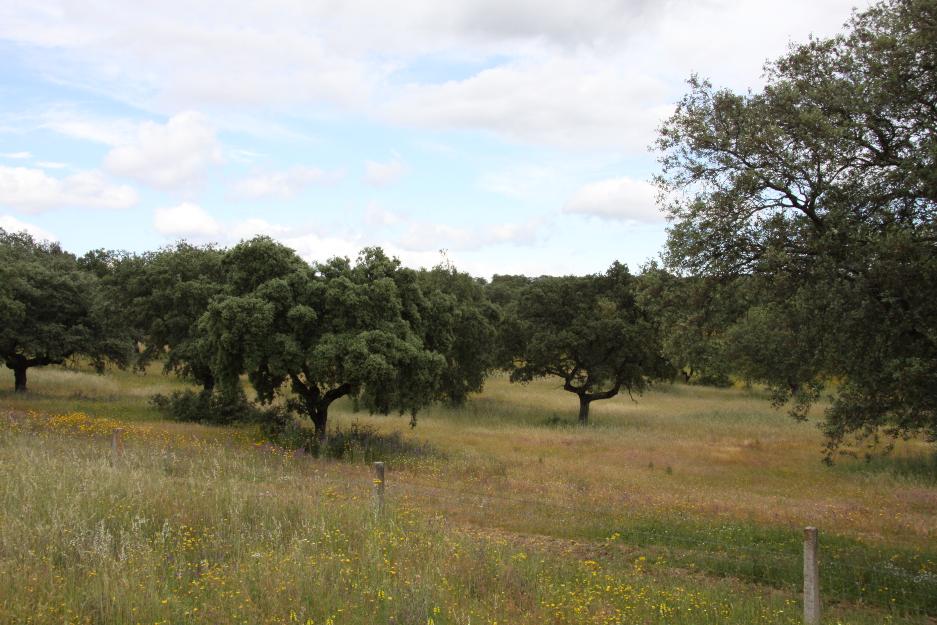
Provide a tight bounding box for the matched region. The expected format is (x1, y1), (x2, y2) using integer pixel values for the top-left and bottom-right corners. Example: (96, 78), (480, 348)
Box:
(0, 229), (132, 392)
(656, 0), (937, 455)
(201, 238), (445, 438)
(505, 263), (670, 424)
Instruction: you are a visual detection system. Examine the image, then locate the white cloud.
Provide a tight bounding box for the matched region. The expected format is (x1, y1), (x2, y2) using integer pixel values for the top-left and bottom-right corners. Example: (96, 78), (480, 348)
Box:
(0, 215), (57, 241)
(153, 202), (222, 238)
(232, 166), (339, 200)
(36, 110), (139, 146)
(0, 165), (137, 213)
(34, 161), (67, 169)
(364, 156), (408, 187)
(105, 112), (222, 190)
(397, 217), (542, 252)
(564, 176), (663, 222)
(384, 55), (671, 149)
(363, 202), (404, 227)
(153, 208), (365, 262)
(280, 232), (365, 264)
(0, 151), (31, 159)
(479, 164), (561, 200)
(0, 0), (869, 150)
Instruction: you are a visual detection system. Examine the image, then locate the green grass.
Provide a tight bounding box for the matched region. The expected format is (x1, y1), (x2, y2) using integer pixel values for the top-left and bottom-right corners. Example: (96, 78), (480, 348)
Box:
(2, 364), (936, 624)
(0, 416), (922, 625)
(837, 451), (937, 486)
(0, 362), (184, 420)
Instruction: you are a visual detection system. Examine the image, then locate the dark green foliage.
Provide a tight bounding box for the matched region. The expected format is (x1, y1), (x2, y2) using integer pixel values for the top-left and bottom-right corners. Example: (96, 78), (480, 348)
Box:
(485, 274), (532, 308)
(149, 387), (263, 425)
(261, 416), (439, 462)
(724, 296), (825, 404)
(106, 242), (226, 390)
(636, 263), (742, 385)
(0, 229), (132, 392)
(417, 264), (500, 406)
(656, 0), (937, 456)
(202, 238), (446, 438)
(504, 262), (671, 423)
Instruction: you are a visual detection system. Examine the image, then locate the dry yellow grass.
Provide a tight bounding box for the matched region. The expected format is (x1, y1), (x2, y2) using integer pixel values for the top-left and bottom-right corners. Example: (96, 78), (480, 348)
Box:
(2, 365), (936, 621)
(327, 375), (936, 549)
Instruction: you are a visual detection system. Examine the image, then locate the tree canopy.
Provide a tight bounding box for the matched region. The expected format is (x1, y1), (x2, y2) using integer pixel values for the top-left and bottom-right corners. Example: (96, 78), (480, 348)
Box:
(0, 229), (132, 392)
(417, 264), (500, 406)
(114, 242), (226, 391)
(656, 0), (937, 456)
(201, 237), (446, 437)
(505, 263), (671, 424)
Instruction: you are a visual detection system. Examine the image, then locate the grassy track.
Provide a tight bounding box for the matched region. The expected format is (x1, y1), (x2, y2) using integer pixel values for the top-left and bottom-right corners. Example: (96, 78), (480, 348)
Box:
(1, 364), (935, 624)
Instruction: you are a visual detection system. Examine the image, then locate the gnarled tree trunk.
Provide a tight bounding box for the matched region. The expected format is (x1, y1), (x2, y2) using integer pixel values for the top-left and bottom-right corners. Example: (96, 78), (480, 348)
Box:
(290, 374), (352, 440)
(564, 378), (624, 426)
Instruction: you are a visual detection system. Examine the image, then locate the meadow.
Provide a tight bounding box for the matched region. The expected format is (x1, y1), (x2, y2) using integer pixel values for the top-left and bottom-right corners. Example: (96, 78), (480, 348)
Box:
(1, 364), (936, 624)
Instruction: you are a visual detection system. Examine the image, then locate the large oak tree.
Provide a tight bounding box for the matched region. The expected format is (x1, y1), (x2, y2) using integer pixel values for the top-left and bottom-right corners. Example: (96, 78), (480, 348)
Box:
(656, 0), (937, 455)
(201, 237), (445, 438)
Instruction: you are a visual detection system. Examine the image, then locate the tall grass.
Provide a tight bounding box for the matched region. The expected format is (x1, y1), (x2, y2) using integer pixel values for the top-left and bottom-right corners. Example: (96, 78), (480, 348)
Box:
(3, 415), (907, 625)
(2, 365), (936, 623)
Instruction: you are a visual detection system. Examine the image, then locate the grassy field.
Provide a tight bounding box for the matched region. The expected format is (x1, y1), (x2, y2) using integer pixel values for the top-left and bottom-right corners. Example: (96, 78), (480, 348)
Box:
(1, 364), (936, 624)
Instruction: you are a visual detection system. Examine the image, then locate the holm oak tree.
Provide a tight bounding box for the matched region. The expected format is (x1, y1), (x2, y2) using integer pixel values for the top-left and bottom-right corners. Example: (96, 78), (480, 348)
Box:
(656, 0), (937, 456)
(505, 262), (671, 424)
(201, 237), (445, 438)
(0, 229), (132, 392)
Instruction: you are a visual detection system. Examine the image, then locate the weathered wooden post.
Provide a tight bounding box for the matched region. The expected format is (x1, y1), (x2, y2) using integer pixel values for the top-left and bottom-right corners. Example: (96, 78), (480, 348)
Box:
(111, 428), (125, 464)
(372, 461), (385, 517)
(803, 526), (820, 625)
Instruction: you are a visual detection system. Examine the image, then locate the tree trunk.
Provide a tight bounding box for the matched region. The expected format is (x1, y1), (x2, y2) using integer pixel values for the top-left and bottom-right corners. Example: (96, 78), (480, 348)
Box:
(311, 405), (328, 440)
(202, 373), (215, 393)
(578, 394), (591, 425)
(290, 375), (352, 441)
(13, 365), (27, 393)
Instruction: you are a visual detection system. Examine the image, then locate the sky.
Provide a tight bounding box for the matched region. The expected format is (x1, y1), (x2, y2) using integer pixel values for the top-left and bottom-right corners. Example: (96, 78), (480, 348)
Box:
(0, 0), (871, 278)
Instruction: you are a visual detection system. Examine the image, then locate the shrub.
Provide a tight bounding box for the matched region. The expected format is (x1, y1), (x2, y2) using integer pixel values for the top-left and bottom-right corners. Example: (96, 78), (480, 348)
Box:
(149, 388), (264, 425)
(261, 414), (439, 463)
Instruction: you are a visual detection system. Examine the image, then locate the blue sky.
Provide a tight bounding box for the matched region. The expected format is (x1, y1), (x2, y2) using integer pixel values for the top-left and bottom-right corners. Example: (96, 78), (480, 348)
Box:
(0, 0), (869, 277)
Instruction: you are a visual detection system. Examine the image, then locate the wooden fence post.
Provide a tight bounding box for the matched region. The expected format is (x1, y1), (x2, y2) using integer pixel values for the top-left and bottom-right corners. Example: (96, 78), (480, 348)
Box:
(804, 526), (820, 625)
(111, 428), (125, 456)
(111, 428), (125, 463)
(372, 461), (385, 517)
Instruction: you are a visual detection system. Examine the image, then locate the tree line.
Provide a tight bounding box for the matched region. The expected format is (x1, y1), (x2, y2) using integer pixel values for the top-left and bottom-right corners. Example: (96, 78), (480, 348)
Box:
(0, 232), (671, 435)
(1, 0), (933, 458)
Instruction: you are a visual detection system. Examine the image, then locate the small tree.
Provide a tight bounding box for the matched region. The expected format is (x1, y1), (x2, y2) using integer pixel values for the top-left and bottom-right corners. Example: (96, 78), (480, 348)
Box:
(506, 262), (671, 424)
(0, 229), (132, 391)
(201, 238), (445, 438)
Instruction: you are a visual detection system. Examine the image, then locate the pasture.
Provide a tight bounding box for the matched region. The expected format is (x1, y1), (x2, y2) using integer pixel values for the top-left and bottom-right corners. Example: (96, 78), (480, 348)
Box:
(1, 364), (935, 624)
